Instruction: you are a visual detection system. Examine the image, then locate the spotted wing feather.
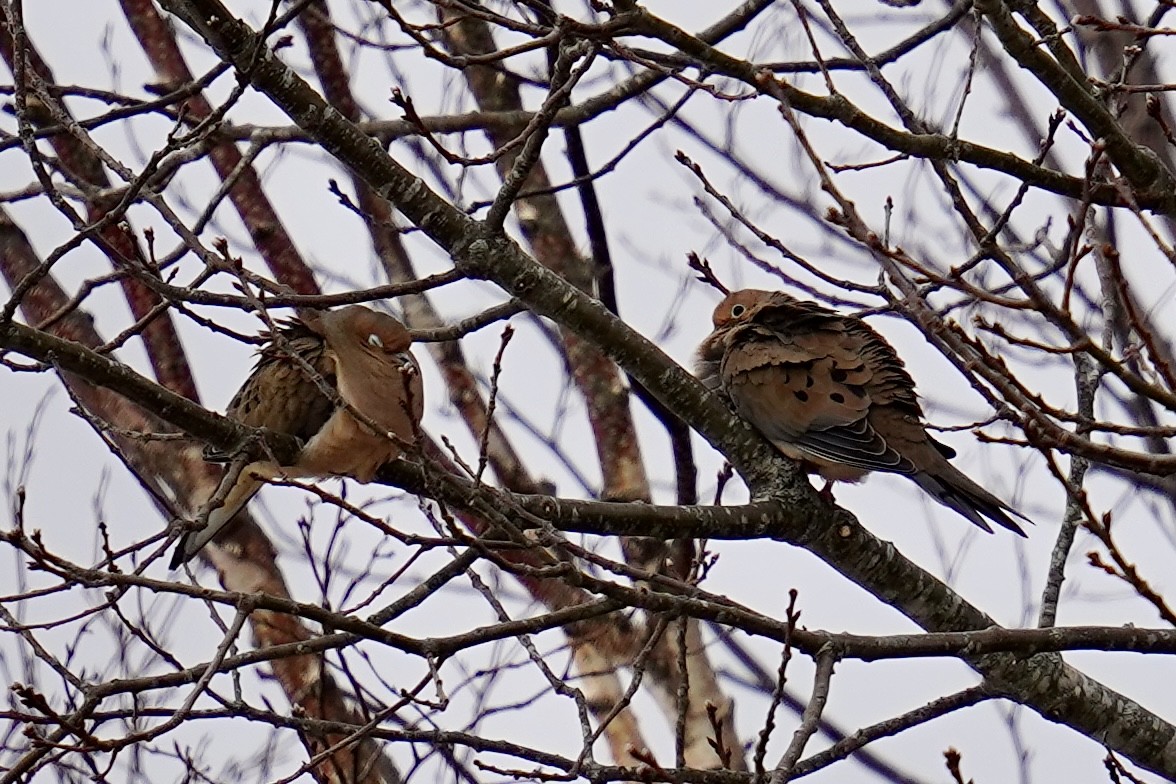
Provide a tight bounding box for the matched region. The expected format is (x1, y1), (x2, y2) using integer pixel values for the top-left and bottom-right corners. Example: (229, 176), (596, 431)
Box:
(723, 296), (917, 474)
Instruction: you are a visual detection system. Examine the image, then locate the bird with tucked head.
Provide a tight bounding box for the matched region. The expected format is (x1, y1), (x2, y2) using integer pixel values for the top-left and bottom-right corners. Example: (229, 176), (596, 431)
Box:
(171, 305), (424, 568)
(696, 289), (1028, 536)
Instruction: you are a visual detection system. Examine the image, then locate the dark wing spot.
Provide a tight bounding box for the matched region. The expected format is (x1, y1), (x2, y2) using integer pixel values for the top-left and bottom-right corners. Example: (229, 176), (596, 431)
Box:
(794, 390), (809, 402)
(830, 392), (845, 404)
(847, 384), (867, 398)
(831, 368), (848, 382)
(805, 375), (815, 388)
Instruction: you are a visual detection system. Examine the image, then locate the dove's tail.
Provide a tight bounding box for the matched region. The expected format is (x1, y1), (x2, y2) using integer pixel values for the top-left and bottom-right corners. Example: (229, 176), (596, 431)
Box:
(169, 468), (265, 569)
(913, 464), (1030, 537)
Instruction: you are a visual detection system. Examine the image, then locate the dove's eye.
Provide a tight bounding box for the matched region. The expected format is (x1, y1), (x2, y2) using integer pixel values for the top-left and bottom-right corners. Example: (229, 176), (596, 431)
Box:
(730, 304), (747, 318)
(367, 333), (384, 348)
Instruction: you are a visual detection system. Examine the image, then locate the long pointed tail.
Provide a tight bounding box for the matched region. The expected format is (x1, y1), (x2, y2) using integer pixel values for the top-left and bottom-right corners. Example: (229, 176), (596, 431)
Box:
(169, 468), (264, 568)
(912, 464), (1030, 537)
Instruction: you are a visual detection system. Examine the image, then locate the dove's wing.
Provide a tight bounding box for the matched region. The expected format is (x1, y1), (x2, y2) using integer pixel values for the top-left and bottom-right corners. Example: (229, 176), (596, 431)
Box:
(172, 322), (337, 568)
(227, 322), (337, 441)
(721, 295), (916, 474)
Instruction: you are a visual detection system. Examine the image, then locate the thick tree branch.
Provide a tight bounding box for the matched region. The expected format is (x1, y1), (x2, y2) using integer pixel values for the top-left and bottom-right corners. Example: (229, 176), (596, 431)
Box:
(38, 1), (1176, 776)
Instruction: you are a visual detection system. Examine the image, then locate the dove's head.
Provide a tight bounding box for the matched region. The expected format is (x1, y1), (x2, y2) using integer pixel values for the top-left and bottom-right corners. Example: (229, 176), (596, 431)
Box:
(303, 305), (423, 431)
(696, 289), (770, 388)
(710, 289), (788, 329)
(302, 305), (412, 356)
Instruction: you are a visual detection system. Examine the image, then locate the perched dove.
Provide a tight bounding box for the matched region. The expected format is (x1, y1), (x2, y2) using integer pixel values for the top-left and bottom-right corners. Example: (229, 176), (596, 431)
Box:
(695, 289), (1028, 535)
(171, 305), (424, 567)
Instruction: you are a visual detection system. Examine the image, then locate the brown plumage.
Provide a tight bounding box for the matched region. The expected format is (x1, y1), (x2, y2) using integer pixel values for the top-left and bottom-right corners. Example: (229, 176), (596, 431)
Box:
(171, 305), (424, 567)
(695, 289), (1028, 536)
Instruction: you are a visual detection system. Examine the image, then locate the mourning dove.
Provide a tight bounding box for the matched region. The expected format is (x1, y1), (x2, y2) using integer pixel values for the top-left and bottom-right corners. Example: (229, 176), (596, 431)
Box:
(695, 289), (1028, 535)
(170, 305), (424, 567)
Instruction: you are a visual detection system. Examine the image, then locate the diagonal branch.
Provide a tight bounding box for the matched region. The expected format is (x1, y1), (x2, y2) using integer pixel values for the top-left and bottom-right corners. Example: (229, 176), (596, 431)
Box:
(55, 1), (1176, 776)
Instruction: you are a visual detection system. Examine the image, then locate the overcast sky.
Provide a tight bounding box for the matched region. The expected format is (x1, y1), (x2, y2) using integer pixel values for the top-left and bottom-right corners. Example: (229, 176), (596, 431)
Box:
(3, 2), (1175, 782)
